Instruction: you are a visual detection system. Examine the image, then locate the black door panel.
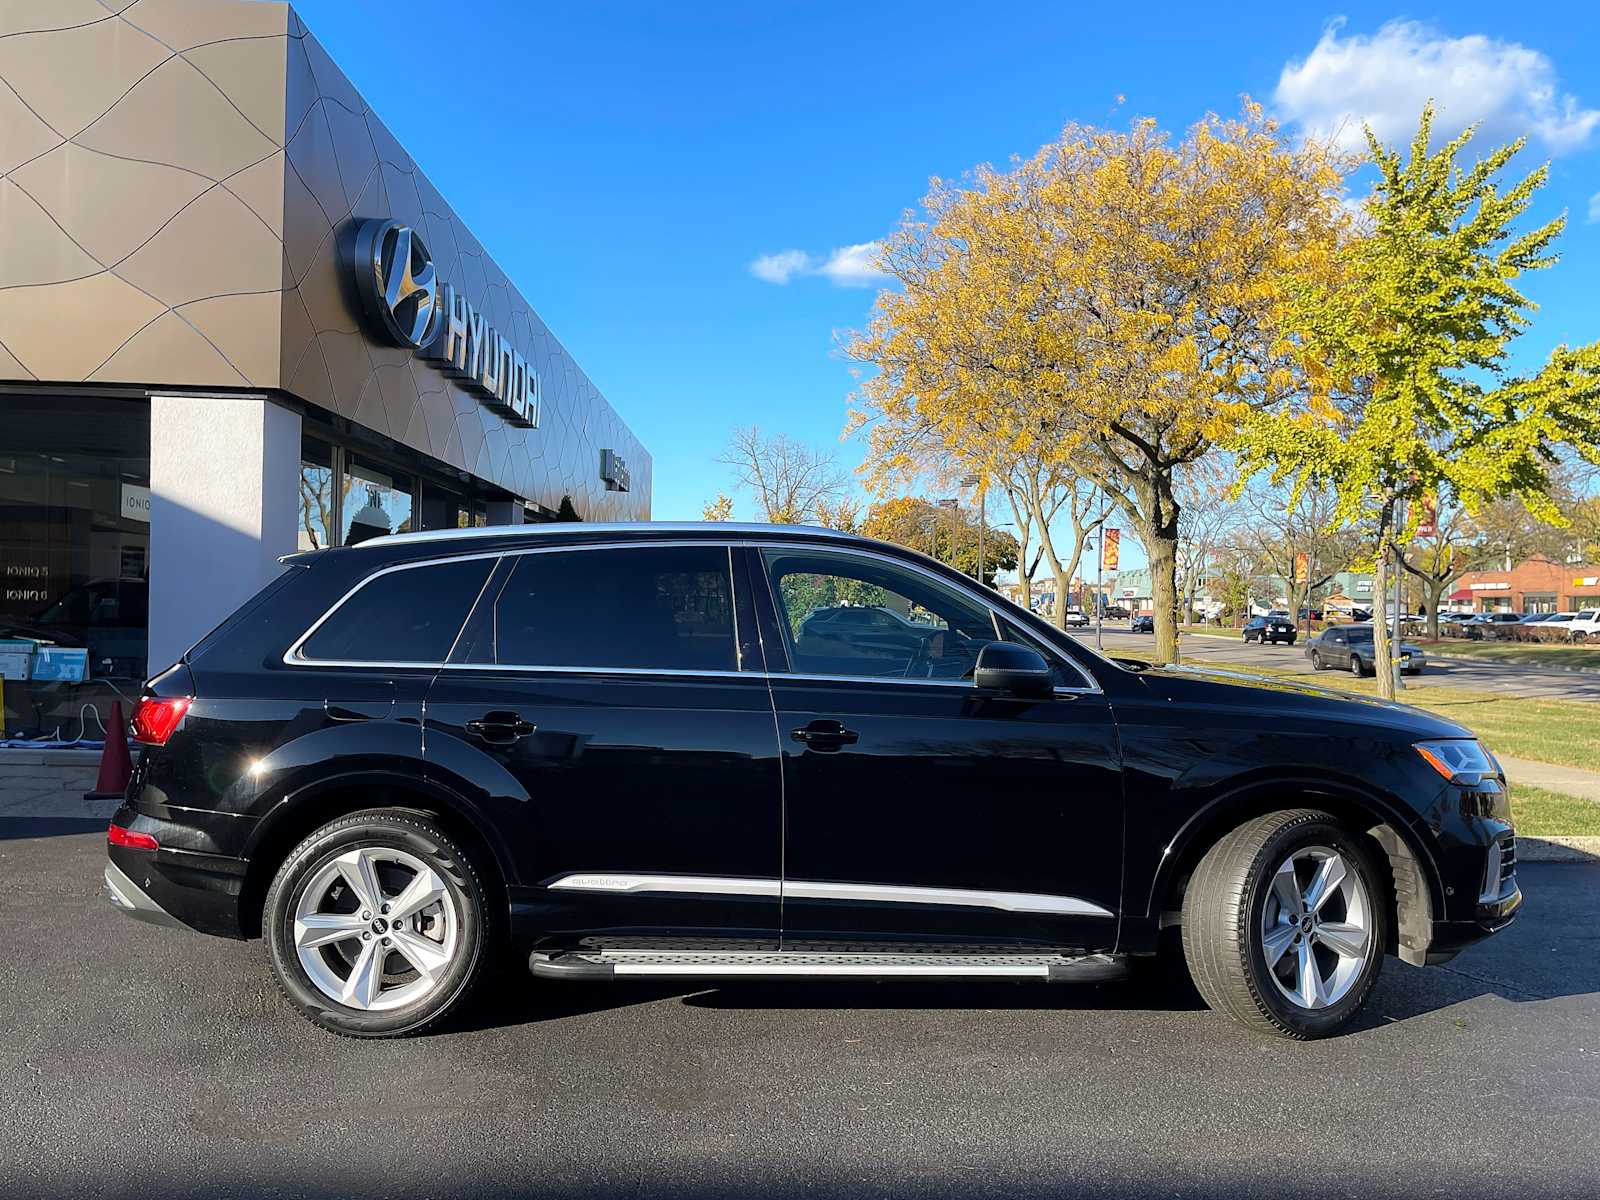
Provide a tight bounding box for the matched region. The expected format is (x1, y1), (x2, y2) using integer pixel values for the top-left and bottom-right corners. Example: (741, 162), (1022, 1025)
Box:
(770, 675), (1123, 948)
(751, 546), (1125, 951)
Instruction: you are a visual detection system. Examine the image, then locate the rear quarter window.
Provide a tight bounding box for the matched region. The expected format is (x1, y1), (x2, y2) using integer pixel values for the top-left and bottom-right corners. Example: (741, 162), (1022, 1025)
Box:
(295, 557), (495, 664)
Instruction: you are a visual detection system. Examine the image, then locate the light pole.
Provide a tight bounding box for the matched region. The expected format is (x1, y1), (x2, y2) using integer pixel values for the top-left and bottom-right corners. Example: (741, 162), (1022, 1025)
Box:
(959, 475), (983, 584)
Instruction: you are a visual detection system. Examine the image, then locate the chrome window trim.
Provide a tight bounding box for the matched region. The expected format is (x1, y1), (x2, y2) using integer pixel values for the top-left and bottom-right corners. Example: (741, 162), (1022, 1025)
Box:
(752, 541), (1101, 694)
(546, 872), (1114, 918)
(282, 537), (1101, 694)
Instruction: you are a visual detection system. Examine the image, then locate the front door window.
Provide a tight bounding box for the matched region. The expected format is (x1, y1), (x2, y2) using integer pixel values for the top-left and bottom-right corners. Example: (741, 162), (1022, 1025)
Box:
(761, 548), (998, 680)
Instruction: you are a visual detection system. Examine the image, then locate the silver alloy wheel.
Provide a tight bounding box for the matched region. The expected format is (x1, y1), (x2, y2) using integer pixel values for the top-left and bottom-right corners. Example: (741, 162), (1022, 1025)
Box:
(293, 846), (459, 1012)
(1260, 845), (1372, 1010)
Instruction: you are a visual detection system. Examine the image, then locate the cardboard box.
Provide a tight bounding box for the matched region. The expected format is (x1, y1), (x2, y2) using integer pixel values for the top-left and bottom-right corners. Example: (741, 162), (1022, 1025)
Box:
(31, 646), (89, 682)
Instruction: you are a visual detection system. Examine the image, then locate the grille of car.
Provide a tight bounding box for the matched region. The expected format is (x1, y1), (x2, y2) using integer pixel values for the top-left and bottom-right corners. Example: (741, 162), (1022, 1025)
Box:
(1480, 833), (1516, 903)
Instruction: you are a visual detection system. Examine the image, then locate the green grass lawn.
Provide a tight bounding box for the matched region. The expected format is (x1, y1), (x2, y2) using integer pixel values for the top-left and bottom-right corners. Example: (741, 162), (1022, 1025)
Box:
(1510, 785), (1600, 837)
(1416, 640), (1600, 669)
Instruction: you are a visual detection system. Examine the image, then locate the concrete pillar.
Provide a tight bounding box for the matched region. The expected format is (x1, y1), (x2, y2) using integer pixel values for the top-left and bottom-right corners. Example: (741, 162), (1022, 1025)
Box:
(147, 395), (301, 675)
(485, 498), (524, 526)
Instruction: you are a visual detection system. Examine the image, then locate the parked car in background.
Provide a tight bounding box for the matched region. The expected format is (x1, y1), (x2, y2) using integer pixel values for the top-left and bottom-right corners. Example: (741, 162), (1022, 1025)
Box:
(1242, 615), (1297, 645)
(1464, 612), (1524, 640)
(1063, 609), (1090, 628)
(1568, 609), (1600, 642)
(104, 521), (1519, 1042)
(1306, 624), (1427, 676)
(1297, 607), (1323, 621)
(1130, 614), (1154, 633)
(1103, 604), (1130, 619)
(1512, 612), (1555, 640)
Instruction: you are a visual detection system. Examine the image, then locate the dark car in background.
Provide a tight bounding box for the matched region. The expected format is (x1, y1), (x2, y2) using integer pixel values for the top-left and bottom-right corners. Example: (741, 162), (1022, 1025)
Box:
(105, 523), (1516, 1042)
(1306, 624), (1427, 676)
(1242, 615), (1297, 645)
(1130, 614), (1154, 633)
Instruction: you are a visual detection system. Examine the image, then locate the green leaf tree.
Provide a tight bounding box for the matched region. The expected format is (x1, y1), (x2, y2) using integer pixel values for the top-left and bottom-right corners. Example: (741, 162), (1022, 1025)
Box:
(1232, 103), (1600, 698)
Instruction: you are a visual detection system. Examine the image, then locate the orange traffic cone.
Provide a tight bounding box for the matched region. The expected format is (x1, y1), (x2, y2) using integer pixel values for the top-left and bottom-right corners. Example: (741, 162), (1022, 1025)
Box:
(85, 700), (133, 801)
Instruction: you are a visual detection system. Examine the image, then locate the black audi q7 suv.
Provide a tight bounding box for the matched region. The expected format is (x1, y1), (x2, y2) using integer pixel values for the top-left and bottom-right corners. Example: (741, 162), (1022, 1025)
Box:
(104, 523), (1520, 1039)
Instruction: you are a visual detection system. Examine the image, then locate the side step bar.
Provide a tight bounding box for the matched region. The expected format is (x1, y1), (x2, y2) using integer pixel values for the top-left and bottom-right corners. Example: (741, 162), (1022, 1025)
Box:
(529, 949), (1128, 983)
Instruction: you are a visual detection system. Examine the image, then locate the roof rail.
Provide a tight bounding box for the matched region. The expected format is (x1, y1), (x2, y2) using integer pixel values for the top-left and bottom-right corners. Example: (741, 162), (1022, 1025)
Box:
(351, 520), (850, 549)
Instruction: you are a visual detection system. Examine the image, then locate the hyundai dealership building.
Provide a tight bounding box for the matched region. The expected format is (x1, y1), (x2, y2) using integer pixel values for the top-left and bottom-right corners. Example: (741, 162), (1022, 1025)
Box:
(0, 1), (651, 739)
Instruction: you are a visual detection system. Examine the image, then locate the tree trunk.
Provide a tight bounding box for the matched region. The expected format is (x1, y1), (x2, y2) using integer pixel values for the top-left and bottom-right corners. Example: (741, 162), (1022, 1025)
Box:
(1371, 509), (1396, 700)
(1147, 526), (1181, 665)
(1422, 577), (1446, 641)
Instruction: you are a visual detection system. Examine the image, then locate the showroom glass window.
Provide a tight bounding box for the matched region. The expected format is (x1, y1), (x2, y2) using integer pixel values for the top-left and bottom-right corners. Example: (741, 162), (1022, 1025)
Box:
(761, 548), (998, 680)
(342, 457), (414, 546)
(298, 438), (336, 551)
(0, 395), (150, 735)
(482, 546), (736, 672)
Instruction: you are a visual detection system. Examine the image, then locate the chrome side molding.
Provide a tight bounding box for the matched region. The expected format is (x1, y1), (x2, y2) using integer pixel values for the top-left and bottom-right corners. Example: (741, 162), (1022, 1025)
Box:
(545, 873), (1114, 918)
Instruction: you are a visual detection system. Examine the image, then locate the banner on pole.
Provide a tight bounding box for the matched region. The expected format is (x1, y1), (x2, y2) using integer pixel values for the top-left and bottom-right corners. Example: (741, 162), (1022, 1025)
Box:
(1103, 528), (1120, 571)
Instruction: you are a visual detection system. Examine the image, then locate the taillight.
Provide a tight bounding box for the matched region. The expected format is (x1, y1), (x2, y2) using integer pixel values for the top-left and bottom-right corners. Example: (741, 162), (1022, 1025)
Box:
(130, 696), (192, 745)
(108, 824), (159, 851)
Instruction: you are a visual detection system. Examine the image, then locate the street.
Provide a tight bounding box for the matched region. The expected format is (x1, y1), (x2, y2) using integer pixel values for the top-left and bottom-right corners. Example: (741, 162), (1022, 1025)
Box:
(1073, 627), (1600, 702)
(2, 821), (1596, 1199)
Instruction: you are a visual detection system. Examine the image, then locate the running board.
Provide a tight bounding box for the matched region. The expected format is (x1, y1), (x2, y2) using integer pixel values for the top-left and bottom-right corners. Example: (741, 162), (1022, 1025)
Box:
(528, 949), (1128, 983)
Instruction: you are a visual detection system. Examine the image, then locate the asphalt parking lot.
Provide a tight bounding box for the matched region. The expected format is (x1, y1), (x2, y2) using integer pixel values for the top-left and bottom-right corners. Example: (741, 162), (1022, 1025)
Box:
(2, 820), (1597, 1199)
(1074, 626), (1600, 701)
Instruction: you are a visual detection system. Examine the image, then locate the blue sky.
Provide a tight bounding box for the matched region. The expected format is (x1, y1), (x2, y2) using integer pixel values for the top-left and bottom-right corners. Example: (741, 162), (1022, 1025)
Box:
(292, 1), (1600, 571)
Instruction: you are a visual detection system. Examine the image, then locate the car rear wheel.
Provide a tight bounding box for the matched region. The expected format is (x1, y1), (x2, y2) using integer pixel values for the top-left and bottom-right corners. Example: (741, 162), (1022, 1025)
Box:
(1309, 650), (1323, 670)
(1181, 809), (1384, 1039)
(264, 808), (495, 1038)
(1349, 655), (1366, 677)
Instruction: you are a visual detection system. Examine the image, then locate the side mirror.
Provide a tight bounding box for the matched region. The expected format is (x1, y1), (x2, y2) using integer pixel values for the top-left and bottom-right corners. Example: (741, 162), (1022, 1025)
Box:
(973, 642), (1055, 698)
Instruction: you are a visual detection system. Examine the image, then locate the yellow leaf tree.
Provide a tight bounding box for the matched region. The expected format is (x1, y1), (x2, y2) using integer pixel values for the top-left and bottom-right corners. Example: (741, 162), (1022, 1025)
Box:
(849, 105), (1347, 661)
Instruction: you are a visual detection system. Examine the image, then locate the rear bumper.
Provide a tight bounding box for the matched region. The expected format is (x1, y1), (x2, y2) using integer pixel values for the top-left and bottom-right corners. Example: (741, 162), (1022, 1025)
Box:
(103, 860), (187, 930)
(106, 804), (251, 939)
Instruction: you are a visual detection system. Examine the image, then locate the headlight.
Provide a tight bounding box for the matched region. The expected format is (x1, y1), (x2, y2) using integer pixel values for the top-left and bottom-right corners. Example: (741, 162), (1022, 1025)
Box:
(1414, 739), (1497, 784)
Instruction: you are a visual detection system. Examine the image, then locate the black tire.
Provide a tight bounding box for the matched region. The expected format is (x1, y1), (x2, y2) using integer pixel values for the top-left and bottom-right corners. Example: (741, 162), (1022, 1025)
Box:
(1309, 650), (1323, 670)
(264, 808), (496, 1038)
(1181, 809), (1385, 1039)
(1349, 654), (1366, 677)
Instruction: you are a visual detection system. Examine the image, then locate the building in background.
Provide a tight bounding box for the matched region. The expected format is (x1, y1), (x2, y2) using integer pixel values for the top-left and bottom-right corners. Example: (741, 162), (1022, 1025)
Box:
(1447, 559), (1600, 614)
(0, 1), (650, 739)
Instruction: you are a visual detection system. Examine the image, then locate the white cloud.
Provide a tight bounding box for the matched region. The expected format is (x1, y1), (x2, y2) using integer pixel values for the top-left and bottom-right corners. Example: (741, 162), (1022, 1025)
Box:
(749, 241), (888, 288)
(1276, 20), (1600, 156)
(749, 249), (810, 284)
(815, 242), (887, 288)
(1589, 192), (1600, 224)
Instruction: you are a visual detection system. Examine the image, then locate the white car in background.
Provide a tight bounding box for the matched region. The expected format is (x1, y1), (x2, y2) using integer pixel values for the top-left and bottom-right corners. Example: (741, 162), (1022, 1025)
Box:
(1063, 609), (1090, 628)
(1568, 609), (1600, 642)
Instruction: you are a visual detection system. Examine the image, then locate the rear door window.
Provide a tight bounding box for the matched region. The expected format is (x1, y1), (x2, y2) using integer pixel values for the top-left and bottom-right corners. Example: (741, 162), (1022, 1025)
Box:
(487, 545), (737, 672)
(297, 557), (495, 664)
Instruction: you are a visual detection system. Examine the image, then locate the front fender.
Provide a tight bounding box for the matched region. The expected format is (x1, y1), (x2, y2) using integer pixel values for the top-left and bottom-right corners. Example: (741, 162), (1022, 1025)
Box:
(1141, 767), (1446, 923)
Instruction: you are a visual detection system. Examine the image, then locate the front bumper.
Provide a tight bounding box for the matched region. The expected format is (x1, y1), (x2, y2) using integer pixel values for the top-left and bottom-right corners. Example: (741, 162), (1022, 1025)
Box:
(1426, 883), (1523, 964)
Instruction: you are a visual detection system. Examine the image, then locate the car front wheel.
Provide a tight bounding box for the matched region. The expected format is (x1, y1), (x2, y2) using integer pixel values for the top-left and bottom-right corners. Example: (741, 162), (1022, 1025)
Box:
(264, 808), (495, 1038)
(1181, 809), (1384, 1039)
(1309, 650), (1323, 670)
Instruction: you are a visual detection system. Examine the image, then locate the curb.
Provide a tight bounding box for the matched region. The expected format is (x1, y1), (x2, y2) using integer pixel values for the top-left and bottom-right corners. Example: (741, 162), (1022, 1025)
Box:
(1517, 836), (1600, 863)
(1426, 652), (1600, 676)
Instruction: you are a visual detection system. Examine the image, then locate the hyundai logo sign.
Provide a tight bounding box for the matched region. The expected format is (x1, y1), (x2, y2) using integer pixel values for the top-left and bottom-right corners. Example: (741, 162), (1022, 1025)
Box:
(352, 218), (540, 428)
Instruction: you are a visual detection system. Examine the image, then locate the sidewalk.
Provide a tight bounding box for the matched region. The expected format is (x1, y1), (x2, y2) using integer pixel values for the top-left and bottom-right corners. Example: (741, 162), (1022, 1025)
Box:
(1499, 755), (1600, 803)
